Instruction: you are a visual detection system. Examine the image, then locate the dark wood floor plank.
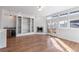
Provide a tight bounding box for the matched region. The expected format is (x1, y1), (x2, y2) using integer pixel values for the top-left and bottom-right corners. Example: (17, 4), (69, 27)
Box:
(0, 34), (62, 52)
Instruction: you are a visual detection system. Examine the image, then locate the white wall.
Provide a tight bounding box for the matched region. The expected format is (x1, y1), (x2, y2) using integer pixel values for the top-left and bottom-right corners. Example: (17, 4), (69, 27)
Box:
(0, 9), (2, 28)
(50, 7), (79, 43)
(1, 9), (16, 29)
(0, 9), (47, 36)
(34, 16), (47, 33)
(56, 28), (79, 43)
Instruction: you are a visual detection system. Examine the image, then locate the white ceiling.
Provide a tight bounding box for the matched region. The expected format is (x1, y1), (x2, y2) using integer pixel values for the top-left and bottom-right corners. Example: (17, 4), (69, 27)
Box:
(0, 6), (75, 16)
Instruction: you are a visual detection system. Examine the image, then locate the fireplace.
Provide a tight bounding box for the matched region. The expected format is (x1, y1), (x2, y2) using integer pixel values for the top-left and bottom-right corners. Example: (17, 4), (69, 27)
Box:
(37, 27), (43, 32)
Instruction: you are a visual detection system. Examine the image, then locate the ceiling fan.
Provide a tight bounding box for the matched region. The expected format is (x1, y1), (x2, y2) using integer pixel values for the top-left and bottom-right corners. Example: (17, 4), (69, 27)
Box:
(37, 6), (44, 11)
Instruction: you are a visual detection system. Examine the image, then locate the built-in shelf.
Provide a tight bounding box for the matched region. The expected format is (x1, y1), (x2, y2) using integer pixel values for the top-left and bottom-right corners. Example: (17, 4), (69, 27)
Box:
(16, 16), (34, 36)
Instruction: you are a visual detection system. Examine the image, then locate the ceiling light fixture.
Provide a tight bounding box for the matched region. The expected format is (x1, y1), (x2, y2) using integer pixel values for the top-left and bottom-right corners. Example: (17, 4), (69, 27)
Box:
(37, 6), (44, 11)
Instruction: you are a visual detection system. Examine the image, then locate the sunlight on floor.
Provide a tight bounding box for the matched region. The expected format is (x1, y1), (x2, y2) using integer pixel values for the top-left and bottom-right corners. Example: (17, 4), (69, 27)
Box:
(47, 37), (64, 52)
(55, 38), (74, 52)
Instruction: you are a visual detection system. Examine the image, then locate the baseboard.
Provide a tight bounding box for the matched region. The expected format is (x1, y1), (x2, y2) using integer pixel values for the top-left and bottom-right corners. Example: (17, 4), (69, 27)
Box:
(16, 32), (35, 37)
(16, 32), (48, 37)
(35, 33), (48, 35)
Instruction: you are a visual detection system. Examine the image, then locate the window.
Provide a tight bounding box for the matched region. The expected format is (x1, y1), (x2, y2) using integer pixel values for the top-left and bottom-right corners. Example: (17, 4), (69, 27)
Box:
(54, 22), (58, 29)
(47, 23), (51, 29)
(51, 23), (55, 28)
(70, 10), (79, 14)
(59, 20), (67, 28)
(70, 20), (79, 28)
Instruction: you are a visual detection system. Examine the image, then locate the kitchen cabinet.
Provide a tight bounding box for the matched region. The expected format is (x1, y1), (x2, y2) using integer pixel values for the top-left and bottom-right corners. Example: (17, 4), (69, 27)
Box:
(0, 29), (6, 48)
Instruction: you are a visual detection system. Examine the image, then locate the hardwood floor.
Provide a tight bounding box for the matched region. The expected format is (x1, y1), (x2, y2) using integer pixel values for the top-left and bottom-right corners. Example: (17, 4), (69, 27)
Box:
(0, 34), (63, 52)
(61, 39), (79, 52)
